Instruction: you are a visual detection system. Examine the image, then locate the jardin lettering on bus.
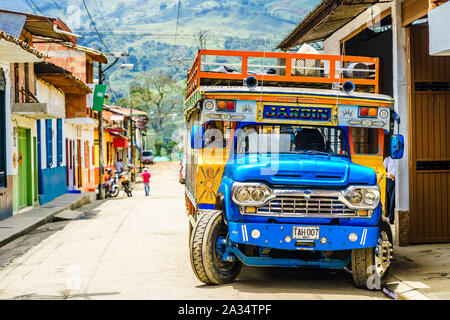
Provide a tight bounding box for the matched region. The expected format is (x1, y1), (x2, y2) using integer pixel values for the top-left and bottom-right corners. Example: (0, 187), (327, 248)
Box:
(263, 105), (331, 121)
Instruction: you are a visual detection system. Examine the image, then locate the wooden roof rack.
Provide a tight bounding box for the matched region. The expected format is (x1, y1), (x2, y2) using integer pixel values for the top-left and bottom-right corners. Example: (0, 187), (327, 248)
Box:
(186, 49), (379, 99)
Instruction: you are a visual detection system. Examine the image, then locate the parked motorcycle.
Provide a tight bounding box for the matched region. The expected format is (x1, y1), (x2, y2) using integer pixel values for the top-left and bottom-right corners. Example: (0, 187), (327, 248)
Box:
(119, 170), (132, 197)
(114, 164), (132, 197)
(105, 169), (120, 198)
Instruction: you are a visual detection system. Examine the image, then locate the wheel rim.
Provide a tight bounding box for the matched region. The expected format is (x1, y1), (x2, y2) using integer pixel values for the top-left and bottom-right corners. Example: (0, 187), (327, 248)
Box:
(374, 231), (393, 276)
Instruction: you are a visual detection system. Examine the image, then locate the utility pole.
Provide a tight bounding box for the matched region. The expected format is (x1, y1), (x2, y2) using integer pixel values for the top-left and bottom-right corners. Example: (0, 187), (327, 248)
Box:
(130, 103), (135, 182)
(96, 51), (131, 199)
(98, 58), (105, 199)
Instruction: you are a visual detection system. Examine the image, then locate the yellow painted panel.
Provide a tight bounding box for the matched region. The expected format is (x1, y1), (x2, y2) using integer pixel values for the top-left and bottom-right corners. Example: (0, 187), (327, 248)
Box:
(352, 154), (387, 214)
(195, 148), (229, 204)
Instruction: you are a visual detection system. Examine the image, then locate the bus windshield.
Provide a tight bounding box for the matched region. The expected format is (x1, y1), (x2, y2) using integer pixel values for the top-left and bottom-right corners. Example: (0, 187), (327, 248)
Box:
(235, 125), (349, 157)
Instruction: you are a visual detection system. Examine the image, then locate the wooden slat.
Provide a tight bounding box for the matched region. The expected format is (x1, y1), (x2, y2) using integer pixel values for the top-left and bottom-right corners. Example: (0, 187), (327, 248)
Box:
(408, 24), (450, 243)
(402, 0), (428, 27)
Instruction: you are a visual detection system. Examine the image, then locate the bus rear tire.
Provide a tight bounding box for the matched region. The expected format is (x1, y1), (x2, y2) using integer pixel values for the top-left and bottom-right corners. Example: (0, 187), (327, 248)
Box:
(351, 222), (393, 290)
(189, 210), (242, 285)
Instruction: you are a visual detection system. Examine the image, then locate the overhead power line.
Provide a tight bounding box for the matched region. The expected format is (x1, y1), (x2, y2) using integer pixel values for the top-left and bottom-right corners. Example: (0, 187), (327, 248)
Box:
(22, 0), (38, 15)
(81, 0), (112, 54)
(50, 0), (68, 20)
(26, 0), (46, 16)
(91, 0), (116, 34)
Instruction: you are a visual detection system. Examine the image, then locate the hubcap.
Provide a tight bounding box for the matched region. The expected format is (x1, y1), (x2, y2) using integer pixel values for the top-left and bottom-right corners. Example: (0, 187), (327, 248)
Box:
(374, 231), (393, 276)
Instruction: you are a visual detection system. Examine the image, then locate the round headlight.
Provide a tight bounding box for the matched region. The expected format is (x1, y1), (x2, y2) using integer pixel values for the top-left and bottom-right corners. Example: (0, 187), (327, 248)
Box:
(350, 191), (363, 204)
(236, 188), (250, 202)
(251, 188), (265, 202)
(364, 191), (377, 205)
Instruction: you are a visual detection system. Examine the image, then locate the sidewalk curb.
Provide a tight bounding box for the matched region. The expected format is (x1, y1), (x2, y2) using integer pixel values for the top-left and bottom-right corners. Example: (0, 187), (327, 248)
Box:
(0, 192), (95, 248)
(383, 275), (432, 300)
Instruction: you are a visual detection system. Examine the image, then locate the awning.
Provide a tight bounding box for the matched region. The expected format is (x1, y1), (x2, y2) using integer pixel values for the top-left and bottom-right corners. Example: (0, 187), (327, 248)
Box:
(277, 0), (389, 50)
(113, 136), (128, 148)
(104, 105), (149, 118)
(0, 31), (47, 63)
(110, 115), (124, 121)
(34, 62), (92, 95)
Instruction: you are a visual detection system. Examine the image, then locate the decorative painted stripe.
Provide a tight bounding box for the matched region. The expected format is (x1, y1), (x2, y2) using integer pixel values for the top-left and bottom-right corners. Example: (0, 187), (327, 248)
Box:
(203, 91), (394, 103)
(360, 228), (367, 245)
(241, 224), (248, 242)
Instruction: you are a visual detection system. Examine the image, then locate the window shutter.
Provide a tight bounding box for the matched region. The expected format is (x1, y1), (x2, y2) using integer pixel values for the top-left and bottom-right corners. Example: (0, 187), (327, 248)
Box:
(46, 119), (53, 168)
(0, 89), (6, 188)
(57, 119), (63, 166)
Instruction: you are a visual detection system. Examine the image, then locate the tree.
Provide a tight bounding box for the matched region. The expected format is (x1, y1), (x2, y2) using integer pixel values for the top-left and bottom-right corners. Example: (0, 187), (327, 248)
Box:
(118, 72), (184, 149)
(165, 140), (178, 157)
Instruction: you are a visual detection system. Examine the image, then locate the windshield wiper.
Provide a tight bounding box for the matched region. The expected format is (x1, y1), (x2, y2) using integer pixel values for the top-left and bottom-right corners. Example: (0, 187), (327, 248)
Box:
(306, 150), (329, 155)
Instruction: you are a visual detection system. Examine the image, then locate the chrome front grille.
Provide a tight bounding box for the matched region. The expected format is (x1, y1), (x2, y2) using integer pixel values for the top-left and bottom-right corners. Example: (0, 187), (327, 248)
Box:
(246, 195), (357, 218)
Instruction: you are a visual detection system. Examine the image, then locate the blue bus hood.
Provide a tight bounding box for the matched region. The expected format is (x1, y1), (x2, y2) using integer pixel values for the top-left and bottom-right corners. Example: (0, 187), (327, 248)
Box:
(225, 154), (376, 187)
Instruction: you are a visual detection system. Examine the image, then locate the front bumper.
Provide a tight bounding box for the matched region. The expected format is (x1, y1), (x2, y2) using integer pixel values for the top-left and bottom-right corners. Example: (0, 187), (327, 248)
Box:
(228, 221), (378, 251)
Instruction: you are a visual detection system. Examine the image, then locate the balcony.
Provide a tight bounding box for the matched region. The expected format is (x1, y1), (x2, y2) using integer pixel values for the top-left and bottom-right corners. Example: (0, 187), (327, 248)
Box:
(12, 86), (56, 119)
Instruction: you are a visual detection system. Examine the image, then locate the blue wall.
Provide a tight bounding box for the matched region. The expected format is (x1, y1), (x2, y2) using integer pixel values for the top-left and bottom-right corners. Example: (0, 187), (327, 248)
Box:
(0, 176), (13, 220)
(38, 166), (67, 205)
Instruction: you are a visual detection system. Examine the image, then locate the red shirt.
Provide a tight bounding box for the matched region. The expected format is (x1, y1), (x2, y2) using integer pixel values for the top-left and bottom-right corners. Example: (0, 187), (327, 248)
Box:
(142, 172), (151, 183)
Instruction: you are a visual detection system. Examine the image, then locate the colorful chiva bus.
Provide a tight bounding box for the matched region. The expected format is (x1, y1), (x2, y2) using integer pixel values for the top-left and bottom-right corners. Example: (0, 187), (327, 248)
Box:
(184, 50), (404, 290)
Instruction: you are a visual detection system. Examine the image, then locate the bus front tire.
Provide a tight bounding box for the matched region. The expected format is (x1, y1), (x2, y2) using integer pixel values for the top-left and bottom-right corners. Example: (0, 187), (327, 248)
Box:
(351, 222), (393, 290)
(189, 210), (242, 285)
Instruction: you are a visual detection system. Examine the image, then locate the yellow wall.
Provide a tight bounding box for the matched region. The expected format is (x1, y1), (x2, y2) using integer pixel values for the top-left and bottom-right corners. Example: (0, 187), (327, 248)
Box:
(94, 129), (115, 184)
(351, 154), (387, 214)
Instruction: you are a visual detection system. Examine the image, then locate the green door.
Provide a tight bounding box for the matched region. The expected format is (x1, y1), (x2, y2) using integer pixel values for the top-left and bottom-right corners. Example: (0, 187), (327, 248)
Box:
(17, 128), (32, 209)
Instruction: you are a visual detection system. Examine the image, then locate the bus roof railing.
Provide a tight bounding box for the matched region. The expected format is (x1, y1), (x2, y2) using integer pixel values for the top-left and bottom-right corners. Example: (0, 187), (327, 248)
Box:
(186, 50), (380, 99)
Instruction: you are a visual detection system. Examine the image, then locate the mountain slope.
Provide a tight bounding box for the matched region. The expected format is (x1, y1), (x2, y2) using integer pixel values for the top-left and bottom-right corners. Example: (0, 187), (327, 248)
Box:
(3, 0), (319, 98)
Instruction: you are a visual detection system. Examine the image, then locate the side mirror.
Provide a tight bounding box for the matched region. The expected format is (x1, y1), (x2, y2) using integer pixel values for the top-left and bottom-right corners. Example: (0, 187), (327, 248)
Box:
(190, 125), (204, 150)
(391, 134), (404, 159)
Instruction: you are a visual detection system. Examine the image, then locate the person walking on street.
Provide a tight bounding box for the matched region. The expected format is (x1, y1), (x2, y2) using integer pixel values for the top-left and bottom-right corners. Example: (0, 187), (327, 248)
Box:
(384, 155), (395, 224)
(142, 168), (151, 196)
(116, 159), (124, 173)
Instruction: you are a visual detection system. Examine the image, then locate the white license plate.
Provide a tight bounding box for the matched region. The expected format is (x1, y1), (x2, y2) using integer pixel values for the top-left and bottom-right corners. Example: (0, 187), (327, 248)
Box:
(293, 226), (320, 240)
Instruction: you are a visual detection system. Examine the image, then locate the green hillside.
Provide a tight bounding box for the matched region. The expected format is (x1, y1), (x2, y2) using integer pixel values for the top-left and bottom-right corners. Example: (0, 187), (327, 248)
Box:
(5, 0), (319, 99)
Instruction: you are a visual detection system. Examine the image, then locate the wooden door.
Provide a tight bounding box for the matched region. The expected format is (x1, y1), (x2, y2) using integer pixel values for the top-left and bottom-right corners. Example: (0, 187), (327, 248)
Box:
(407, 24), (450, 243)
(67, 139), (75, 190)
(65, 139), (69, 187)
(77, 139), (82, 188)
(17, 128), (31, 209)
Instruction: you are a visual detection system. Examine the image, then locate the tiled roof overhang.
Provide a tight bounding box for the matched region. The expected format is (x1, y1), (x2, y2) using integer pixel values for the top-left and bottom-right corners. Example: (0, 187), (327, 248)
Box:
(0, 30), (47, 62)
(277, 0), (388, 50)
(63, 44), (108, 64)
(34, 62), (92, 95)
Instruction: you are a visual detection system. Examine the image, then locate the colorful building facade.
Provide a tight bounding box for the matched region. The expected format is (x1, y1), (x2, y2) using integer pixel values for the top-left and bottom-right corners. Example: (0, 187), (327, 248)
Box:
(33, 41), (107, 194)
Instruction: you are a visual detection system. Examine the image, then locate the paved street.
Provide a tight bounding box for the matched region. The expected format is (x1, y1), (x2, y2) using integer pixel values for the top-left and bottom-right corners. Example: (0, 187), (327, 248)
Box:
(0, 162), (387, 300)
